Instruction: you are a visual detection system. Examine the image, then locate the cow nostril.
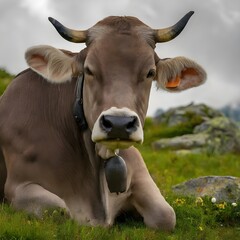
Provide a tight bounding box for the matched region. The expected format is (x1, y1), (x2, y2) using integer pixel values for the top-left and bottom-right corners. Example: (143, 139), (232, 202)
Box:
(100, 115), (113, 133)
(99, 115), (139, 139)
(126, 116), (138, 133)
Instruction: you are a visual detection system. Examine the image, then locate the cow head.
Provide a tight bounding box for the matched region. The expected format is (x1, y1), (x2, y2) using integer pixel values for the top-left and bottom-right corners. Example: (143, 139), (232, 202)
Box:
(25, 11), (206, 159)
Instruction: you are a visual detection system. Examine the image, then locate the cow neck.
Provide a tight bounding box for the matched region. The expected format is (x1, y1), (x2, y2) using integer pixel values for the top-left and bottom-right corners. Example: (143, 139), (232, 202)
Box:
(74, 75), (127, 194)
(73, 74), (88, 131)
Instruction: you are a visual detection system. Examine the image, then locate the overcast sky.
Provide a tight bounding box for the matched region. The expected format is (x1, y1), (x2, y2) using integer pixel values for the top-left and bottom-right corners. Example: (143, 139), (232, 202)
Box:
(0, 0), (240, 115)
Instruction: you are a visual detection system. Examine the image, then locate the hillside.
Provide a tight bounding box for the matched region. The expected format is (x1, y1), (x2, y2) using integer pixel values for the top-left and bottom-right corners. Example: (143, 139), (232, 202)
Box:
(156, 103), (240, 124)
(0, 68), (14, 95)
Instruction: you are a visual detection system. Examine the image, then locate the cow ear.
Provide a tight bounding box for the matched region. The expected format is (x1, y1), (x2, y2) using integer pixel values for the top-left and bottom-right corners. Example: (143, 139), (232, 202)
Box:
(155, 57), (207, 92)
(25, 45), (77, 83)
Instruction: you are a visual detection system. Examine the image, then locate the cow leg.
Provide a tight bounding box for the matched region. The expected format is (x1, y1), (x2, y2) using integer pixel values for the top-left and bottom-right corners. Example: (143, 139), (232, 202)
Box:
(6, 182), (68, 217)
(121, 148), (176, 231)
(131, 172), (176, 231)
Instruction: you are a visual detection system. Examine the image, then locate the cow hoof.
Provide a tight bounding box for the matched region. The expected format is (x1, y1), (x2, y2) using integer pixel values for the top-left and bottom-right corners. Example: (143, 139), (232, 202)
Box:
(104, 155), (127, 194)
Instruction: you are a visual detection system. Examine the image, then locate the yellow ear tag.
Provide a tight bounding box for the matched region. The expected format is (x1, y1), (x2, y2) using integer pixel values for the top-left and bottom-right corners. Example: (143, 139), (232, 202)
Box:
(166, 76), (181, 88)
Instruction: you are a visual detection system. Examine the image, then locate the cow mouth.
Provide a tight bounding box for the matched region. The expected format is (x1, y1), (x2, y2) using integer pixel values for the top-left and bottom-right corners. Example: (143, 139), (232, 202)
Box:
(97, 138), (142, 150)
(95, 139), (141, 160)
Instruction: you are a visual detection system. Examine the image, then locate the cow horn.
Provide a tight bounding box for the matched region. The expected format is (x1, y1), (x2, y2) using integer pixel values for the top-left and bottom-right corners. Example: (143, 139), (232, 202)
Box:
(48, 17), (87, 43)
(154, 11), (194, 43)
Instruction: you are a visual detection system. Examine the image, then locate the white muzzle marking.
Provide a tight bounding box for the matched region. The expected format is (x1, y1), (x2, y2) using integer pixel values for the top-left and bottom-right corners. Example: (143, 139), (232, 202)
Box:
(92, 107), (143, 151)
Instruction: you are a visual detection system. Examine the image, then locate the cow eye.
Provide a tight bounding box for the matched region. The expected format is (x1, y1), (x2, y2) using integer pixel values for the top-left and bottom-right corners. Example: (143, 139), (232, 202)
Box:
(146, 69), (156, 79)
(84, 67), (93, 76)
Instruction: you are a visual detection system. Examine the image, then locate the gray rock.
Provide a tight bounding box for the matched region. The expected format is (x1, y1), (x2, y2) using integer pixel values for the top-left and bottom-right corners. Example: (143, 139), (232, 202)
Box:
(194, 116), (239, 134)
(154, 103), (222, 127)
(194, 117), (240, 153)
(172, 176), (240, 202)
(152, 111), (240, 154)
(152, 133), (208, 150)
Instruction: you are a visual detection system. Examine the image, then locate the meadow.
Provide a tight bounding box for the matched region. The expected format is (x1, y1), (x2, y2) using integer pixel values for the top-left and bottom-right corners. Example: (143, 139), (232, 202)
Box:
(0, 149), (239, 239)
(0, 69), (240, 239)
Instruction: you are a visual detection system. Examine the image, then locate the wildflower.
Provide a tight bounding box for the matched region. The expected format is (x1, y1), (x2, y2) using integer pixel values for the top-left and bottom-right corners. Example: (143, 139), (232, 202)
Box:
(198, 226), (203, 231)
(216, 202), (227, 209)
(232, 202), (237, 207)
(174, 198), (186, 206)
(195, 197), (204, 206)
(211, 197), (216, 203)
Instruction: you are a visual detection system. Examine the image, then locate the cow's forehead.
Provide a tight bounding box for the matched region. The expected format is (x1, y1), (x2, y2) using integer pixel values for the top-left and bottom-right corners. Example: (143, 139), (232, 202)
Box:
(84, 33), (155, 72)
(87, 16), (155, 48)
(93, 16), (150, 29)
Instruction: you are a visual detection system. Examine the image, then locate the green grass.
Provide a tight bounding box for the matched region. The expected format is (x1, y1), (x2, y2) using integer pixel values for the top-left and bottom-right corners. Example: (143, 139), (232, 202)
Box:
(1, 149), (239, 239)
(143, 116), (203, 146)
(0, 70), (240, 239)
(0, 68), (13, 95)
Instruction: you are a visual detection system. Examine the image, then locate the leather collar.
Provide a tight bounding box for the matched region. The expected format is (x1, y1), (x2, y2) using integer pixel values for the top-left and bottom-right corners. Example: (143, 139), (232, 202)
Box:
(73, 74), (88, 130)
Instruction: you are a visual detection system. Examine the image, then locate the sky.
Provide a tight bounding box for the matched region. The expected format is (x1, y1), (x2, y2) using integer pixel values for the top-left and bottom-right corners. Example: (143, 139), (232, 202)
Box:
(0, 0), (240, 115)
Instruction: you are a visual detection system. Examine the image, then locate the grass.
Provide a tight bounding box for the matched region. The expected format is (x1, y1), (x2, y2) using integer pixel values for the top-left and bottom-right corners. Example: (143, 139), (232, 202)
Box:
(0, 70), (240, 239)
(1, 149), (239, 239)
(0, 68), (13, 95)
(143, 116), (203, 146)
(1, 192), (240, 239)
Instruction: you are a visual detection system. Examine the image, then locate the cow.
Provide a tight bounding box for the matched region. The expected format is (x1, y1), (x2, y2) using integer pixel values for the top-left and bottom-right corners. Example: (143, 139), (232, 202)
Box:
(0, 11), (206, 231)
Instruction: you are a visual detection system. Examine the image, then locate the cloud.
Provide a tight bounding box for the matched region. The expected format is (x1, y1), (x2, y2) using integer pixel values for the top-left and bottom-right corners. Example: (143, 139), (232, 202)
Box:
(20, 0), (55, 20)
(0, 0), (239, 115)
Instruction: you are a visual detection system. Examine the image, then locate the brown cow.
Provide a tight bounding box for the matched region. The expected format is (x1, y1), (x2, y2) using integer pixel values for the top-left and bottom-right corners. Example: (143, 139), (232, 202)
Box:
(0, 11), (206, 231)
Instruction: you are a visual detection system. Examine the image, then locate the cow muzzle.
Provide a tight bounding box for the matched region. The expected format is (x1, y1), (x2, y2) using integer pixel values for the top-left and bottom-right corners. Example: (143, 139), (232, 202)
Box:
(92, 107), (143, 150)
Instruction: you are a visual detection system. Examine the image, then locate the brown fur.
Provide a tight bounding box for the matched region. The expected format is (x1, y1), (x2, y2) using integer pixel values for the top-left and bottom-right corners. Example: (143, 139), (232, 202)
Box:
(88, 16), (154, 47)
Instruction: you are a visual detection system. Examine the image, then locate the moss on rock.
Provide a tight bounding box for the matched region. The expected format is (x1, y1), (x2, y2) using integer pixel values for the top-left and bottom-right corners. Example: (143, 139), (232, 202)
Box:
(172, 176), (240, 203)
(152, 105), (240, 154)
